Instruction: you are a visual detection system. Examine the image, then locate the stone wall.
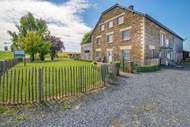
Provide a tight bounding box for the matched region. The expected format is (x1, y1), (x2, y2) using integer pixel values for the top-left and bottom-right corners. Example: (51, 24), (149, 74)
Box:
(144, 18), (183, 65)
(92, 6), (144, 64)
(81, 43), (93, 60)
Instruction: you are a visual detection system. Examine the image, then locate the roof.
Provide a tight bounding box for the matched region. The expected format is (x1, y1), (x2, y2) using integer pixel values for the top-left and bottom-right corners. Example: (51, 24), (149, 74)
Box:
(92, 4), (184, 40)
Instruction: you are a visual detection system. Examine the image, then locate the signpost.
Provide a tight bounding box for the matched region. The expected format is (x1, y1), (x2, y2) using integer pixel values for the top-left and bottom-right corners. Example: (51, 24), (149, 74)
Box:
(14, 50), (26, 66)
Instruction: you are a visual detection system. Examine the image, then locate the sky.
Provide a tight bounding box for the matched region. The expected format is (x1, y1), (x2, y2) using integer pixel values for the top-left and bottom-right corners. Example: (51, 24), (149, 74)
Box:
(0, 0), (190, 52)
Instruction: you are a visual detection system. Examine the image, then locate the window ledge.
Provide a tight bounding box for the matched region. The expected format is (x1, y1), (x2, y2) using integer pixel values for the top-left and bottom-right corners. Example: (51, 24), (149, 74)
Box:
(123, 38), (131, 41)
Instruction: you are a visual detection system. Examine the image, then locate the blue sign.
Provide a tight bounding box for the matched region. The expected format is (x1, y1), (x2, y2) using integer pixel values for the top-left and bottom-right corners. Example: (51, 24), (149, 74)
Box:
(14, 50), (25, 58)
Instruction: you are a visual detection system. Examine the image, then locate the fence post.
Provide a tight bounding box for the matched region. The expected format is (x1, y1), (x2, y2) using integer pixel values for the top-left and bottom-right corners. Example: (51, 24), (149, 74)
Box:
(38, 67), (43, 103)
(101, 64), (106, 86)
(79, 66), (83, 93)
(112, 63), (117, 79)
(0, 61), (3, 75)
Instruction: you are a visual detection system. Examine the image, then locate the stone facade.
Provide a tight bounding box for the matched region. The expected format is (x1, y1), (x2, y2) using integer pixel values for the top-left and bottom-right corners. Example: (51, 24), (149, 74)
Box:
(92, 6), (144, 64)
(81, 43), (92, 60)
(87, 4), (183, 65)
(144, 18), (183, 65)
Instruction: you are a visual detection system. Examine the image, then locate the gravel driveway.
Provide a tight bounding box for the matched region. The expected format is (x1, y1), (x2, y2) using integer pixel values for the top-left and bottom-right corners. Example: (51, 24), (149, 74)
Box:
(1, 65), (190, 127)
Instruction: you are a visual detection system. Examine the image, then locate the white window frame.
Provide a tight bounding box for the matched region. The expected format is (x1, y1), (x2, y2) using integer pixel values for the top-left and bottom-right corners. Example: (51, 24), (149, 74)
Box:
(100, 25), (105, 31)
(108, 21), (113, 28)
(118, 16), (124, 25)
(165, 38), (169, 47)
(160, 32), (165, 47)
(96, 51), (100, 58)
(95, 36), (101, 45)
(106, 32), (113, 43)
(122, 30), (130, 41)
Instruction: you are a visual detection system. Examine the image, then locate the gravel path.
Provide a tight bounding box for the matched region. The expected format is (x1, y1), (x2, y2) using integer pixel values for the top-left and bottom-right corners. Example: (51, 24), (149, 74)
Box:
(1, 65), (190, 127)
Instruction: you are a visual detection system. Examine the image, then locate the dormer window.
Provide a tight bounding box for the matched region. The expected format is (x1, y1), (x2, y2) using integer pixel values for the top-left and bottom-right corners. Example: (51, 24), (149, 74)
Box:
(118, 16), (124, 25)
(108, 21), (113, 28)
(100, 25), (105, 31)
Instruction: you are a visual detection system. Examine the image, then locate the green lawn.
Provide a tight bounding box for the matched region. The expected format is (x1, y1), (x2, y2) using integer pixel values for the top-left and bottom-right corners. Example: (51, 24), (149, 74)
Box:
(0, 51), (13, 60)
(15, 58), (92, 69)
(0, 59), (103, 104)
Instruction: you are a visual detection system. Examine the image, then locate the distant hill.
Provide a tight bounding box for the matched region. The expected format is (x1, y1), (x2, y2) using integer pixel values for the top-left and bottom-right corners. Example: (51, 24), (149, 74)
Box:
(0, 51), (14, 60)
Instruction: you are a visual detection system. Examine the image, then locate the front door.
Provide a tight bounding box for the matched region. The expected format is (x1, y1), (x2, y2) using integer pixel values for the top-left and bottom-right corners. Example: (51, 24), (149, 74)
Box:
(107, 51), (112, 63)
(122, 49), (129, 60)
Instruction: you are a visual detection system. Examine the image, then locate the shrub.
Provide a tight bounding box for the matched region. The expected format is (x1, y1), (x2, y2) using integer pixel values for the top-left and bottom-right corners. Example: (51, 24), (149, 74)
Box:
(136, 65), (160, 72)
(74, 58), (93, 62)
(0, 106), (6, 114)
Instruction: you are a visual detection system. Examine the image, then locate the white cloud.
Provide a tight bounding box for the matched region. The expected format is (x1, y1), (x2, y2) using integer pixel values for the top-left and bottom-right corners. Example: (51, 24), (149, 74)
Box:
(0, 0), (92, 52)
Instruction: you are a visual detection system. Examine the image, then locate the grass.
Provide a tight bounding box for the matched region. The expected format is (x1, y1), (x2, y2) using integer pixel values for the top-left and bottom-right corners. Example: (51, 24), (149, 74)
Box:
(0, 106), (7, 114)
(0, 58), (103, 104)
(0, 51), (14, 60)
(14, 58), (92, 69)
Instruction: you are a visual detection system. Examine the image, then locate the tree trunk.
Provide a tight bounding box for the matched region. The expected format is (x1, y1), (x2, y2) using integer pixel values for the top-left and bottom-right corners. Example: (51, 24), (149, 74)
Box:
(51, 55), (54, 61)
(31, 53), (35, 61)
(40, 53), (45, 61)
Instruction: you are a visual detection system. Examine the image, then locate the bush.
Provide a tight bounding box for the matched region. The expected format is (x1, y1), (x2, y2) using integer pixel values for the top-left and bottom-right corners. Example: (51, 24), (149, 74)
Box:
(136, 65), (160, 72)
(74, 58), (93, 62)
(183, 58), (190, 63)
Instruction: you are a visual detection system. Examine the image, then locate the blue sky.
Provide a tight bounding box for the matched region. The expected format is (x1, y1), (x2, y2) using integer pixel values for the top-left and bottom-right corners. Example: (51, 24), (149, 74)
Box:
(0, 0), (189, 51)
(50, 0), (190, 51)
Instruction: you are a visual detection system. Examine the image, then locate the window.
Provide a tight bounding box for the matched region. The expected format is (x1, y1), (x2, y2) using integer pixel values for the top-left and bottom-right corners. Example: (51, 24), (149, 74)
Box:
(84, 50), (90, 53)
(118, 16), (124, 25)
(122, 49), (130, 60)
(160, 33), (165, 46)
(108, 21), (113, 28)
(107, 34), (113, 43)
(100, 25), (105, 31)
(165, 39), (169, 47)
(122, 30), (130, 40)
(96, 51), (100, 58)
(96, 38), (100, 45)
(107, 51), (112, 62)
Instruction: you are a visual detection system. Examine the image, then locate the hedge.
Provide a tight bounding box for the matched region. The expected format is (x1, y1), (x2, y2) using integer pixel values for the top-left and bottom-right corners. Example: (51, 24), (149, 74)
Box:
(73, 58), (93, 62)
(136, 65), (160, 72)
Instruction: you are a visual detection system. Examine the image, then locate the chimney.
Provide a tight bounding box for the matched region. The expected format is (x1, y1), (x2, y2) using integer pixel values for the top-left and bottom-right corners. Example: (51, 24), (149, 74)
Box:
(128, 5), (134, 10)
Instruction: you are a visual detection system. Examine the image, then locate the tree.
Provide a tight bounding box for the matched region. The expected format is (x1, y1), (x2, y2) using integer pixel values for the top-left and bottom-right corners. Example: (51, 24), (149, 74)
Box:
(49, 35), (64, 61)
(20, 31), (44, 61)
(38, 41), (51, 61)
(8, 12), (50, 61)
(81, 32), (91, 44)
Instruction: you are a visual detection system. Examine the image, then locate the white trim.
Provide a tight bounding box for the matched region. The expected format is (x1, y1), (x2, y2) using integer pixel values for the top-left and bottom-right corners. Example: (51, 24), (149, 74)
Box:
(106, 32), (113, 35)
(108, 21), (113, 28)
(149, 45), (155, 50)
(106, 48), (113, 51)
(99, 12), (125, 25)
(100, 24), (105, 31)
(96, 35), (102, 38)
(118, 16), (124, 25)
(95, 48), (101, 51)
(120, 26), (132, 32)
(119, 46), (131, 50)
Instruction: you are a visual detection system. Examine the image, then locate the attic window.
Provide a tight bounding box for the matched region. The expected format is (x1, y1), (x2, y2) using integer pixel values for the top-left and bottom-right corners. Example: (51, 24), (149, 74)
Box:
(118, 16), (124, 25)
(108, 21), (113, 28)
(100, 25), (105, 31)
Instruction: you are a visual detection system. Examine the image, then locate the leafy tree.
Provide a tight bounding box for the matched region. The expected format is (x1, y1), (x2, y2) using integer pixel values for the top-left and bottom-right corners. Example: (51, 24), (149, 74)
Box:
(19, 31), (44, 61)
(38, 41), (51, 61)
(49, 35), (64, 61)
(8, 12), (49, 61)
(81, 32), (91, 44)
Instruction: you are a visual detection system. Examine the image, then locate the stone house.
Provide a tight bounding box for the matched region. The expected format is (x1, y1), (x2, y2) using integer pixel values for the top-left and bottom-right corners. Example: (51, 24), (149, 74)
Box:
(82, 4), (183, 65)
(81, 42), (93, 60)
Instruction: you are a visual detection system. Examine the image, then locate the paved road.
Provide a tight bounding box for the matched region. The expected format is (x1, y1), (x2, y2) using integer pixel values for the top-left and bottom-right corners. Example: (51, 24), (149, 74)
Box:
(1, 65), (190, 127)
